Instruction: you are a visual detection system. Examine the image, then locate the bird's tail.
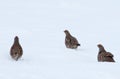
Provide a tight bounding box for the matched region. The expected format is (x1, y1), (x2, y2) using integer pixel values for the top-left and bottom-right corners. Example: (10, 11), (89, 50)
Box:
(77, 44), (80, 46)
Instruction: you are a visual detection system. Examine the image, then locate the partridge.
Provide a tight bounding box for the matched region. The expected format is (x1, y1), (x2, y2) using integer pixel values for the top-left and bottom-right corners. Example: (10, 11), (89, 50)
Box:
(10, 36), (23, 61)
(97, 44), (115, 62)
(64, 30), (80, 49)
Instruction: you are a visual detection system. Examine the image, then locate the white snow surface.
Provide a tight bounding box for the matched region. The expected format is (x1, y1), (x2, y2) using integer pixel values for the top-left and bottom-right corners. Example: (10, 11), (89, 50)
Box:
(0, 0), (120, 79)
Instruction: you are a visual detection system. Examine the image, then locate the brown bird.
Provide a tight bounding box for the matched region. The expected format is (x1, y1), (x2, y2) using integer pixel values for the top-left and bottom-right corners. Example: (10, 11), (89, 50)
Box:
(64, 30), (80, 49)
(97, 44), (115, 62)
(10, 36), (23, 61)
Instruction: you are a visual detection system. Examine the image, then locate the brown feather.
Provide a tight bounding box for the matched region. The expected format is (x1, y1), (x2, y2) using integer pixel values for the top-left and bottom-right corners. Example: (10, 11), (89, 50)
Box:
(10, 36), (23, 61)
(97, 44), (115, 62)
(64, 30), (80, 49)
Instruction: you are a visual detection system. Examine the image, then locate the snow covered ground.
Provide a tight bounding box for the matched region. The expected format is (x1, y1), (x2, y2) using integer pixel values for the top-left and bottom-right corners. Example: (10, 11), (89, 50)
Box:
(0, 0), (120, 79)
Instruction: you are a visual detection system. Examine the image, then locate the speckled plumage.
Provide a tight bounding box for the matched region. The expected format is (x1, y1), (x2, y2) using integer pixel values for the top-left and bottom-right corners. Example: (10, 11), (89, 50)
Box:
(97, 44), (115, 62)
(10, 36), (23, 61)
(64, 30), (80, 49)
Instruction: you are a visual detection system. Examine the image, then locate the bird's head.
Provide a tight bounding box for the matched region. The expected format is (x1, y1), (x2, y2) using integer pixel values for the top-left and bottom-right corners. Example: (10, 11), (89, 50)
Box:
(64, 30), (71, 36)
(14, 36), (19, 43)
(15, 36), (19, 40)
(97, 44), (106, 52)
(64, 30), (69, 33)
(97, 44), (103, 48)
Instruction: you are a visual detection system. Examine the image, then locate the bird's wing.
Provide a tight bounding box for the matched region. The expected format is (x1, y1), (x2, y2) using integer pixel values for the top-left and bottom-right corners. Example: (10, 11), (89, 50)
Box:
(105, 52), (114, 57)
(70, 36), (79, 45)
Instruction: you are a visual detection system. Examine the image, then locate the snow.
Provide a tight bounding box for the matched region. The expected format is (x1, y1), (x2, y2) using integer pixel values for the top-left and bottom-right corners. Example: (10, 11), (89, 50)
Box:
(0, 0), (120, 79)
